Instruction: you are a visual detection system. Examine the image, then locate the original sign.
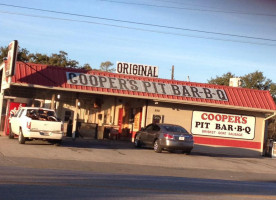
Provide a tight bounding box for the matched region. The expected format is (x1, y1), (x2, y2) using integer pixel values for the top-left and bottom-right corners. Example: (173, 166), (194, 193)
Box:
(191, 111), (255, 140)
(116, 62), (158, 78)
(66, 72), (229, 101)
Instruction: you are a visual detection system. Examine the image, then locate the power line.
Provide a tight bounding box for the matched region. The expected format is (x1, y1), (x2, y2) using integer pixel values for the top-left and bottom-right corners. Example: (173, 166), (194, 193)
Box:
(99, 0), (276, 17)
(0, 3), (276, 42)
(149, 0), (220, 7)
(150, 0), (227, 9)
(1, 10), (276, 47)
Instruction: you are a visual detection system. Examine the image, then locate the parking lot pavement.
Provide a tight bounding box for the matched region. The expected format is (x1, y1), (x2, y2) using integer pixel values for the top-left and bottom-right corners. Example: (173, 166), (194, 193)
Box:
(1, 135), (276, 181)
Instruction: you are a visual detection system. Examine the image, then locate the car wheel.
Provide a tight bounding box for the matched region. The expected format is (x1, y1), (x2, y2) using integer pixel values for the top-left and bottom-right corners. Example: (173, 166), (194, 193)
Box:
(18, 129), (25, 144)
(134, 135), (141, 148)
(182, 150), (192, 155)
(8, 124), (14, 139)
(154, 140), (162, 153)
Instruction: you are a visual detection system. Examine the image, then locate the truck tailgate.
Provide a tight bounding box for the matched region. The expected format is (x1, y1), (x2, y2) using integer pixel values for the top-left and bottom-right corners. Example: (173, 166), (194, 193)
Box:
(30, 120), (62, 132)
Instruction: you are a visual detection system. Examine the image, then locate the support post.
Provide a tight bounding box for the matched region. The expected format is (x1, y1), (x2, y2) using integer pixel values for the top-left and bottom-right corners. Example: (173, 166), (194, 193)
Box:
(171, 65), (174, 80)
(51, 94), (55, 110)
(72, 95), (79, 139)
(0, 90), (4, 135)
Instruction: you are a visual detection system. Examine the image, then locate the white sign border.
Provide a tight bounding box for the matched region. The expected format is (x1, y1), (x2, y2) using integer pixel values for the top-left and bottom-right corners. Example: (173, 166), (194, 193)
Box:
(191, 111), (256, 140)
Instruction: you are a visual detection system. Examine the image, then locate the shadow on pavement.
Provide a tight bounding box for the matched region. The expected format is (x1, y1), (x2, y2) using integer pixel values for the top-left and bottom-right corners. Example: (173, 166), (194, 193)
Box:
(2, 135), (266, 158)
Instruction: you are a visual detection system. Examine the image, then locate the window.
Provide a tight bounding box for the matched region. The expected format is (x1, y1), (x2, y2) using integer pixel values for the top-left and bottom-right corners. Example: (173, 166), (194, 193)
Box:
(145, 125), (153, 131)
(152, 115), (164, 123)
(14, 109), (21, 117)
(161, 125), (188, 133)
(15, 109), (24, 118)
(18, 109), (25, 118)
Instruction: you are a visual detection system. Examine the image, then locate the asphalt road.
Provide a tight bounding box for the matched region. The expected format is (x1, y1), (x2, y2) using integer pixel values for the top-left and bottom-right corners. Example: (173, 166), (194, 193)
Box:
(1, 166), (276, 200)
(0, 136), (276, 199)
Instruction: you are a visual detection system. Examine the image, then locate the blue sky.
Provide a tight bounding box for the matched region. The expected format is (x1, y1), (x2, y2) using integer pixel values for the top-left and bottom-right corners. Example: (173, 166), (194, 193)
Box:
(0, 0), (275, 83)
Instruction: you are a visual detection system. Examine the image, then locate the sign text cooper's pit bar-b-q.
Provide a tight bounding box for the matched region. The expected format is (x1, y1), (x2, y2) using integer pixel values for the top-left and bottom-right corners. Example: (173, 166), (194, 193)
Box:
(66, 72), (228, 101)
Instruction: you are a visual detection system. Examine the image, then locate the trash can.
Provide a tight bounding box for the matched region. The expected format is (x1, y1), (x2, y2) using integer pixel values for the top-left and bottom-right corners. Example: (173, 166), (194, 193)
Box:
(103, 127), (111, 139)
(272, 141), (276, 158)
(97, 126), (104, 140)
(267, 139), (276, 158)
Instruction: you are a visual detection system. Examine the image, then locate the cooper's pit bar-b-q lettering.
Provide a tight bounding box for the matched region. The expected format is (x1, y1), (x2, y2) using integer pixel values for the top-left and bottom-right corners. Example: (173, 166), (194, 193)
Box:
(66, 72), (228, 101)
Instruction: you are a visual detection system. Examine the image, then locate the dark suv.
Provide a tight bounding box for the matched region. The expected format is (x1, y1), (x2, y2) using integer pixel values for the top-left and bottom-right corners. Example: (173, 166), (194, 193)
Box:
(134, 123), (194, 154)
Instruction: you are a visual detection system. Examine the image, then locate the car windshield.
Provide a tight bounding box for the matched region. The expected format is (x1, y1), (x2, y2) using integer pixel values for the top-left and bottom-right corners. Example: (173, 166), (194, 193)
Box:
(161, 125), (188, 133)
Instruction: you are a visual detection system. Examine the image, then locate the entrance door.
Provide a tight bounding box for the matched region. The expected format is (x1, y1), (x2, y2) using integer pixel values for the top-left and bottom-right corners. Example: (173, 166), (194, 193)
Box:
(133, 108), (142, 132)
(118, 108), (123, 133)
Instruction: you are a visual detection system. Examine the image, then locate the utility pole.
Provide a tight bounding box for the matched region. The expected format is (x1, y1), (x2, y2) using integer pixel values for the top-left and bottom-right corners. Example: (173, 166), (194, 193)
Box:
(171, 65), (174, 80)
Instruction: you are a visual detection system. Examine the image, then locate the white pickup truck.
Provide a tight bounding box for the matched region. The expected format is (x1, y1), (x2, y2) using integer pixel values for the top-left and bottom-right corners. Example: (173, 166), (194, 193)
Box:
(9, 107), (63, 145)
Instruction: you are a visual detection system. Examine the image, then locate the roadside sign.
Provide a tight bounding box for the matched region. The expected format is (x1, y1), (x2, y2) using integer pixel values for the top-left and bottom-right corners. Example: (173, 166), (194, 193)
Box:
(6, 40), (18, 77)
(192, 111), (255, 140)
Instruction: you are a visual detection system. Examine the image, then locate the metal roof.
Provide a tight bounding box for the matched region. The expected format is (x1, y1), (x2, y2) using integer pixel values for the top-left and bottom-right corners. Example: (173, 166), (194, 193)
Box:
(10, 62), (276, 111)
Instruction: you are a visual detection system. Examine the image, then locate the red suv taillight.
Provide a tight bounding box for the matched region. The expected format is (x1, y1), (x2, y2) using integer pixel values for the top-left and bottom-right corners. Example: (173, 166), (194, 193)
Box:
(61, 124), (64, 132)
(27, 122), (31, 129)
(164, 133), (173, 140)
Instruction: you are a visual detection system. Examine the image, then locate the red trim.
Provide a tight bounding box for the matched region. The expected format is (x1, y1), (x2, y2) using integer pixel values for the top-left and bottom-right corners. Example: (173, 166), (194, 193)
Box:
(194, 136), (261, 150)
(12, 62), (276, 111)
(132, 131), (137, 139)
(118, 108), (123, 134)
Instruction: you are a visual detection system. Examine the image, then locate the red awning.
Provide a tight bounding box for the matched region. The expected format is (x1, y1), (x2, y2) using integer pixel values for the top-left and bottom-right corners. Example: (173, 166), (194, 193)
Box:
(10, 62), (276, 111)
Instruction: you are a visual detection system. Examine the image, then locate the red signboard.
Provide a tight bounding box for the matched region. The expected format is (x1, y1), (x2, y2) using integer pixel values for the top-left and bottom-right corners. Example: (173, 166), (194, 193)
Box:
(6, 40), (18, 77)
(5, 102), (26, 135)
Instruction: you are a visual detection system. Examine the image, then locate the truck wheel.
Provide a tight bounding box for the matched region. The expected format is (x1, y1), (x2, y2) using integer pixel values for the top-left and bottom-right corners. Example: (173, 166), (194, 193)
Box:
(9, 124), (14, 139)
(54, 140), (62, 146)
(18, 129), (25, 144)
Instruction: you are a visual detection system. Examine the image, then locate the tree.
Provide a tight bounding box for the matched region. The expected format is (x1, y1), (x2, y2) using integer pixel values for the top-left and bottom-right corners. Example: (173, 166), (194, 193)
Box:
(208, 71), (276, 103)
(48, 51), (79, 68)
(0, 45), (91, 69)
(81, 63), (92, 70)
(0, 46), (29, 62)
(208, 72), (235, 86)
(28, 53), (49, 64)
(269, 83), (276, 102)
(17, 48), (30, 62)
(241, 70), (272, 90)
(241, 71), (276, 101)
(99, 61), (115, 72)
(0, 46), (8, 62)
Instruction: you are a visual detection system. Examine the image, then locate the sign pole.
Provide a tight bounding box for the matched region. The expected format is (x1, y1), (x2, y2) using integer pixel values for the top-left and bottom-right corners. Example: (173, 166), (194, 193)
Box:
(171, 65), (174, 80)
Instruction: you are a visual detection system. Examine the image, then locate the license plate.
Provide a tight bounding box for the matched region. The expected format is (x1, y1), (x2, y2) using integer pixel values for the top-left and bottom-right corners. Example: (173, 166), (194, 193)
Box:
(179, 136), (185, 141)
(40, 132), (49, 136)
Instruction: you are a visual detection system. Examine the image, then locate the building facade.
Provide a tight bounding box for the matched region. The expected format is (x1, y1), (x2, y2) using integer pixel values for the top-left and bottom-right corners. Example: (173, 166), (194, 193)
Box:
(1, 62), (275, 157)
